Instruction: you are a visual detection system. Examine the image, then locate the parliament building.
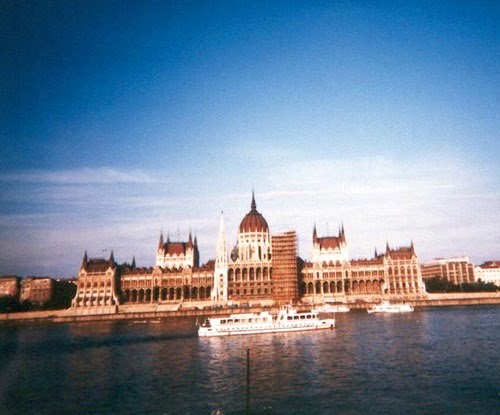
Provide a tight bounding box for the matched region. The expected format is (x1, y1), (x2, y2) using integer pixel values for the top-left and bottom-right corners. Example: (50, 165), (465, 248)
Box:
(71, 193), (426, 313)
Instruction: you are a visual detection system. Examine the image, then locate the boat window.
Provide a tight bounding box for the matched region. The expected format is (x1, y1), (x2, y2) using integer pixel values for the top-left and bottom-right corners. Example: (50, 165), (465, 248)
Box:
(294, 316), (299, 320)
(287, 316), (293, 320)
(300, 315), (305, 319)
(221, 320), (226, 324)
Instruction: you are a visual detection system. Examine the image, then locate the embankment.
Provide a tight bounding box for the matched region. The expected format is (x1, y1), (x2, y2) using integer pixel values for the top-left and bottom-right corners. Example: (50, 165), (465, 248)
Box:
(0, 292), (498, 324)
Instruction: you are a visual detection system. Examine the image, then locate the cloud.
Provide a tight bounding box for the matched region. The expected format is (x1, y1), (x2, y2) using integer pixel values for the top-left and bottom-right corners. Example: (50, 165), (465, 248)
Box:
(0, 155), (498, 276)
(0, 167), (157, 184)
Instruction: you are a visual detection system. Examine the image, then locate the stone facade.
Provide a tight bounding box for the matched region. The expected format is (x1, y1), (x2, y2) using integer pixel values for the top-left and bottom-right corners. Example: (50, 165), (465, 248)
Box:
(475, 261), (500, 286)
(421, 257), (476, 285)
(71, 192), (428, 312)
(301, 234), (426, 301)
(20, 277), (54, 305)
(0, 276), (20, 298)
(71, 252), (120, 312)
(227, 194), (273, 303)
(156, 231), (199, 269)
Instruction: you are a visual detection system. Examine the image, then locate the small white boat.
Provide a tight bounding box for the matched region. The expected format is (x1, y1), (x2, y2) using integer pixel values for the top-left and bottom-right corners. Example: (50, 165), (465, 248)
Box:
(197, 305), (335, 337)
(367, 301), (414, 314)
(315, 303), (350, 313)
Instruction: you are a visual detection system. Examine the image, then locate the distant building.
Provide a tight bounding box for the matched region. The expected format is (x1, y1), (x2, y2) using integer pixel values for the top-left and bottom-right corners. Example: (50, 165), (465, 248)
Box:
(20, 277), (54, 305)
(71, 252), (120, 312)
(271, 231), (299, 304)
(301, 233), (426, 299)
(311, 224), (348, 264)
(71, 192), (427, 312)
(226, 193), (273, 303)
(0, 276), (20, 299)
(421, 257), (476, 285)
(475, 261), (500, 286)
(156, 231), (199, 269)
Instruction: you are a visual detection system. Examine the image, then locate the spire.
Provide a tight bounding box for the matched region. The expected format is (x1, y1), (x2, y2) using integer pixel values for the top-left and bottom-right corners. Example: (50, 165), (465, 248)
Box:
(131, 256), (136, 268)
(109, 250), (115, 264)
(340, 222), (346, 242)
(81, 250), (88, 269)
(313, 223), (318, 244)
(166, 231), (170, 243)
(216, 211), (227, 264)
(251, 190), (256, 211)
(374, 247), (378, 257)
(194, 234), (198, 246)
(188, 229), (193, 247)
(386, 241), (390, 253)
(158, 230), (164, 250)
(410, 240), (415, 255)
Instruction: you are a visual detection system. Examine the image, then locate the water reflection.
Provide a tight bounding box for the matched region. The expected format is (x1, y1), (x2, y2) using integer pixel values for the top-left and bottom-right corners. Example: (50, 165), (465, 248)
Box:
(0, 307), (498, 415)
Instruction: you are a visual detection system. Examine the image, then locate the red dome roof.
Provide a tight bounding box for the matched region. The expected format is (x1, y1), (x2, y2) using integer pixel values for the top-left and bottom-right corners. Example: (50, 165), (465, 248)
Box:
(239, 193), (269, 233)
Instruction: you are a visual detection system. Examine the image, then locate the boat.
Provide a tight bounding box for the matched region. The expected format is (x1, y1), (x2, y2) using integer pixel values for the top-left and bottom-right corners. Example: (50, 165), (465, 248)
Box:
(367, 301), (414, 314)
(197, 305), (335, 337)
(315, 303), (350, 313)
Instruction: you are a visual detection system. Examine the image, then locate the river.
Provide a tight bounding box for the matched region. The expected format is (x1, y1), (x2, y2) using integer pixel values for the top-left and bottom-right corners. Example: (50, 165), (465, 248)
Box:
(0, 306), (498, 414)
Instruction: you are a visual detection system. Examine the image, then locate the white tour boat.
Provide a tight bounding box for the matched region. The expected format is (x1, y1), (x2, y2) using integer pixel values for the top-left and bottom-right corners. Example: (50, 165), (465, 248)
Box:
(315, 303), (350, 313)
(197, 306), (335, 337)
(367, 301), (414, 314)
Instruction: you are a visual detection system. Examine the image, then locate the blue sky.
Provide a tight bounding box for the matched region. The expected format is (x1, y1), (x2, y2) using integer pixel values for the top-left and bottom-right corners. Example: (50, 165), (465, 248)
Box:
(1, 0), (499, 276)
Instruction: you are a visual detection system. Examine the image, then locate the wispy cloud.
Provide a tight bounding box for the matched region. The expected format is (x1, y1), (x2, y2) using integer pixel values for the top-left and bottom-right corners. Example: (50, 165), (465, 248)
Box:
(0, 155), (498, 276)
(0, 168), (157, 184)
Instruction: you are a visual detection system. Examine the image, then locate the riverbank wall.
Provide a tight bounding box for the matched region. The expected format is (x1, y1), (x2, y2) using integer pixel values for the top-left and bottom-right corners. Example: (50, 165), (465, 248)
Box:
(1, 292), (498, 324)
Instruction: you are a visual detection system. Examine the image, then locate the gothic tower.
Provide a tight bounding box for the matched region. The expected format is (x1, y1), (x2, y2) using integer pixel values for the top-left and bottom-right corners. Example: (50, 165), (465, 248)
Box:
(213, 211), (229, 302)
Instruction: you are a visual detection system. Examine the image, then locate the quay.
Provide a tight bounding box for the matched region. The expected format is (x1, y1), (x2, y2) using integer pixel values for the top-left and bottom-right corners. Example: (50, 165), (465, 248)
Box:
(1, 292), (498, 325)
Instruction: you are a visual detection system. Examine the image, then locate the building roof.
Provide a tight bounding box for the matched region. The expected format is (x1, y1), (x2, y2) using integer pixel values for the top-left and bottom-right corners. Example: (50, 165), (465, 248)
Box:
(386, 244), (415, 260)
(479, 261), (500, 269)
(313, 224), (346, 249)
(84, 259), (113, 272)
(351, 257), (385, 266)
(81, 251), (116, 272)
(239, 192), (269, 233)
(162, 242), (189, 256)
(318, 236), (343, 250)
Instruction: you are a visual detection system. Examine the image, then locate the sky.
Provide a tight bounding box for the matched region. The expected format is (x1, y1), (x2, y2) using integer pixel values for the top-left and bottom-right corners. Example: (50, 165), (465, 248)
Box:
(1, 0), (499, 277)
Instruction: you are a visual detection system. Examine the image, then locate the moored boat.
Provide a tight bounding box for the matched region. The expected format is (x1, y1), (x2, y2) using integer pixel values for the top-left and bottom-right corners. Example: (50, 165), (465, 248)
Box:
(315, 303), (350, 313)
(367, 300), (414, 314)
(197, 305), (335, 337)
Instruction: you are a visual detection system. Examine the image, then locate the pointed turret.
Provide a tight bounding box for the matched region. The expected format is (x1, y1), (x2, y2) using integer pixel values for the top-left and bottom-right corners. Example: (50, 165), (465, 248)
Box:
(410, 240), (415, 256)
(313, 223), (318, 244)
(386, 241), (390, 254)
(374, 247), (378, 258)
(188, 229), (193, 247)
(109, 250), (115, 265)
(213, 210), (228, 302)
(251, 190), (257, 211)
(216, 211), (227, 264)
(131, 256), (136, 268)
(340, 222), (346, 242)
(158, 231), (164, 250)
(81, 250), (88, 269)
(166, 231), (170, 243)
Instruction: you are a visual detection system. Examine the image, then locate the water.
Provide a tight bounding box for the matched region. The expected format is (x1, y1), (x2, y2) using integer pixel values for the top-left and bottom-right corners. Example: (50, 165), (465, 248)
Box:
(0, 306), (498, 415)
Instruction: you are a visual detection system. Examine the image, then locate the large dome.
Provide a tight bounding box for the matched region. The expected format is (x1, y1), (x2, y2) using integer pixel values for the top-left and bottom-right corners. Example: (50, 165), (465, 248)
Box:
(239, 193), (269, 233)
